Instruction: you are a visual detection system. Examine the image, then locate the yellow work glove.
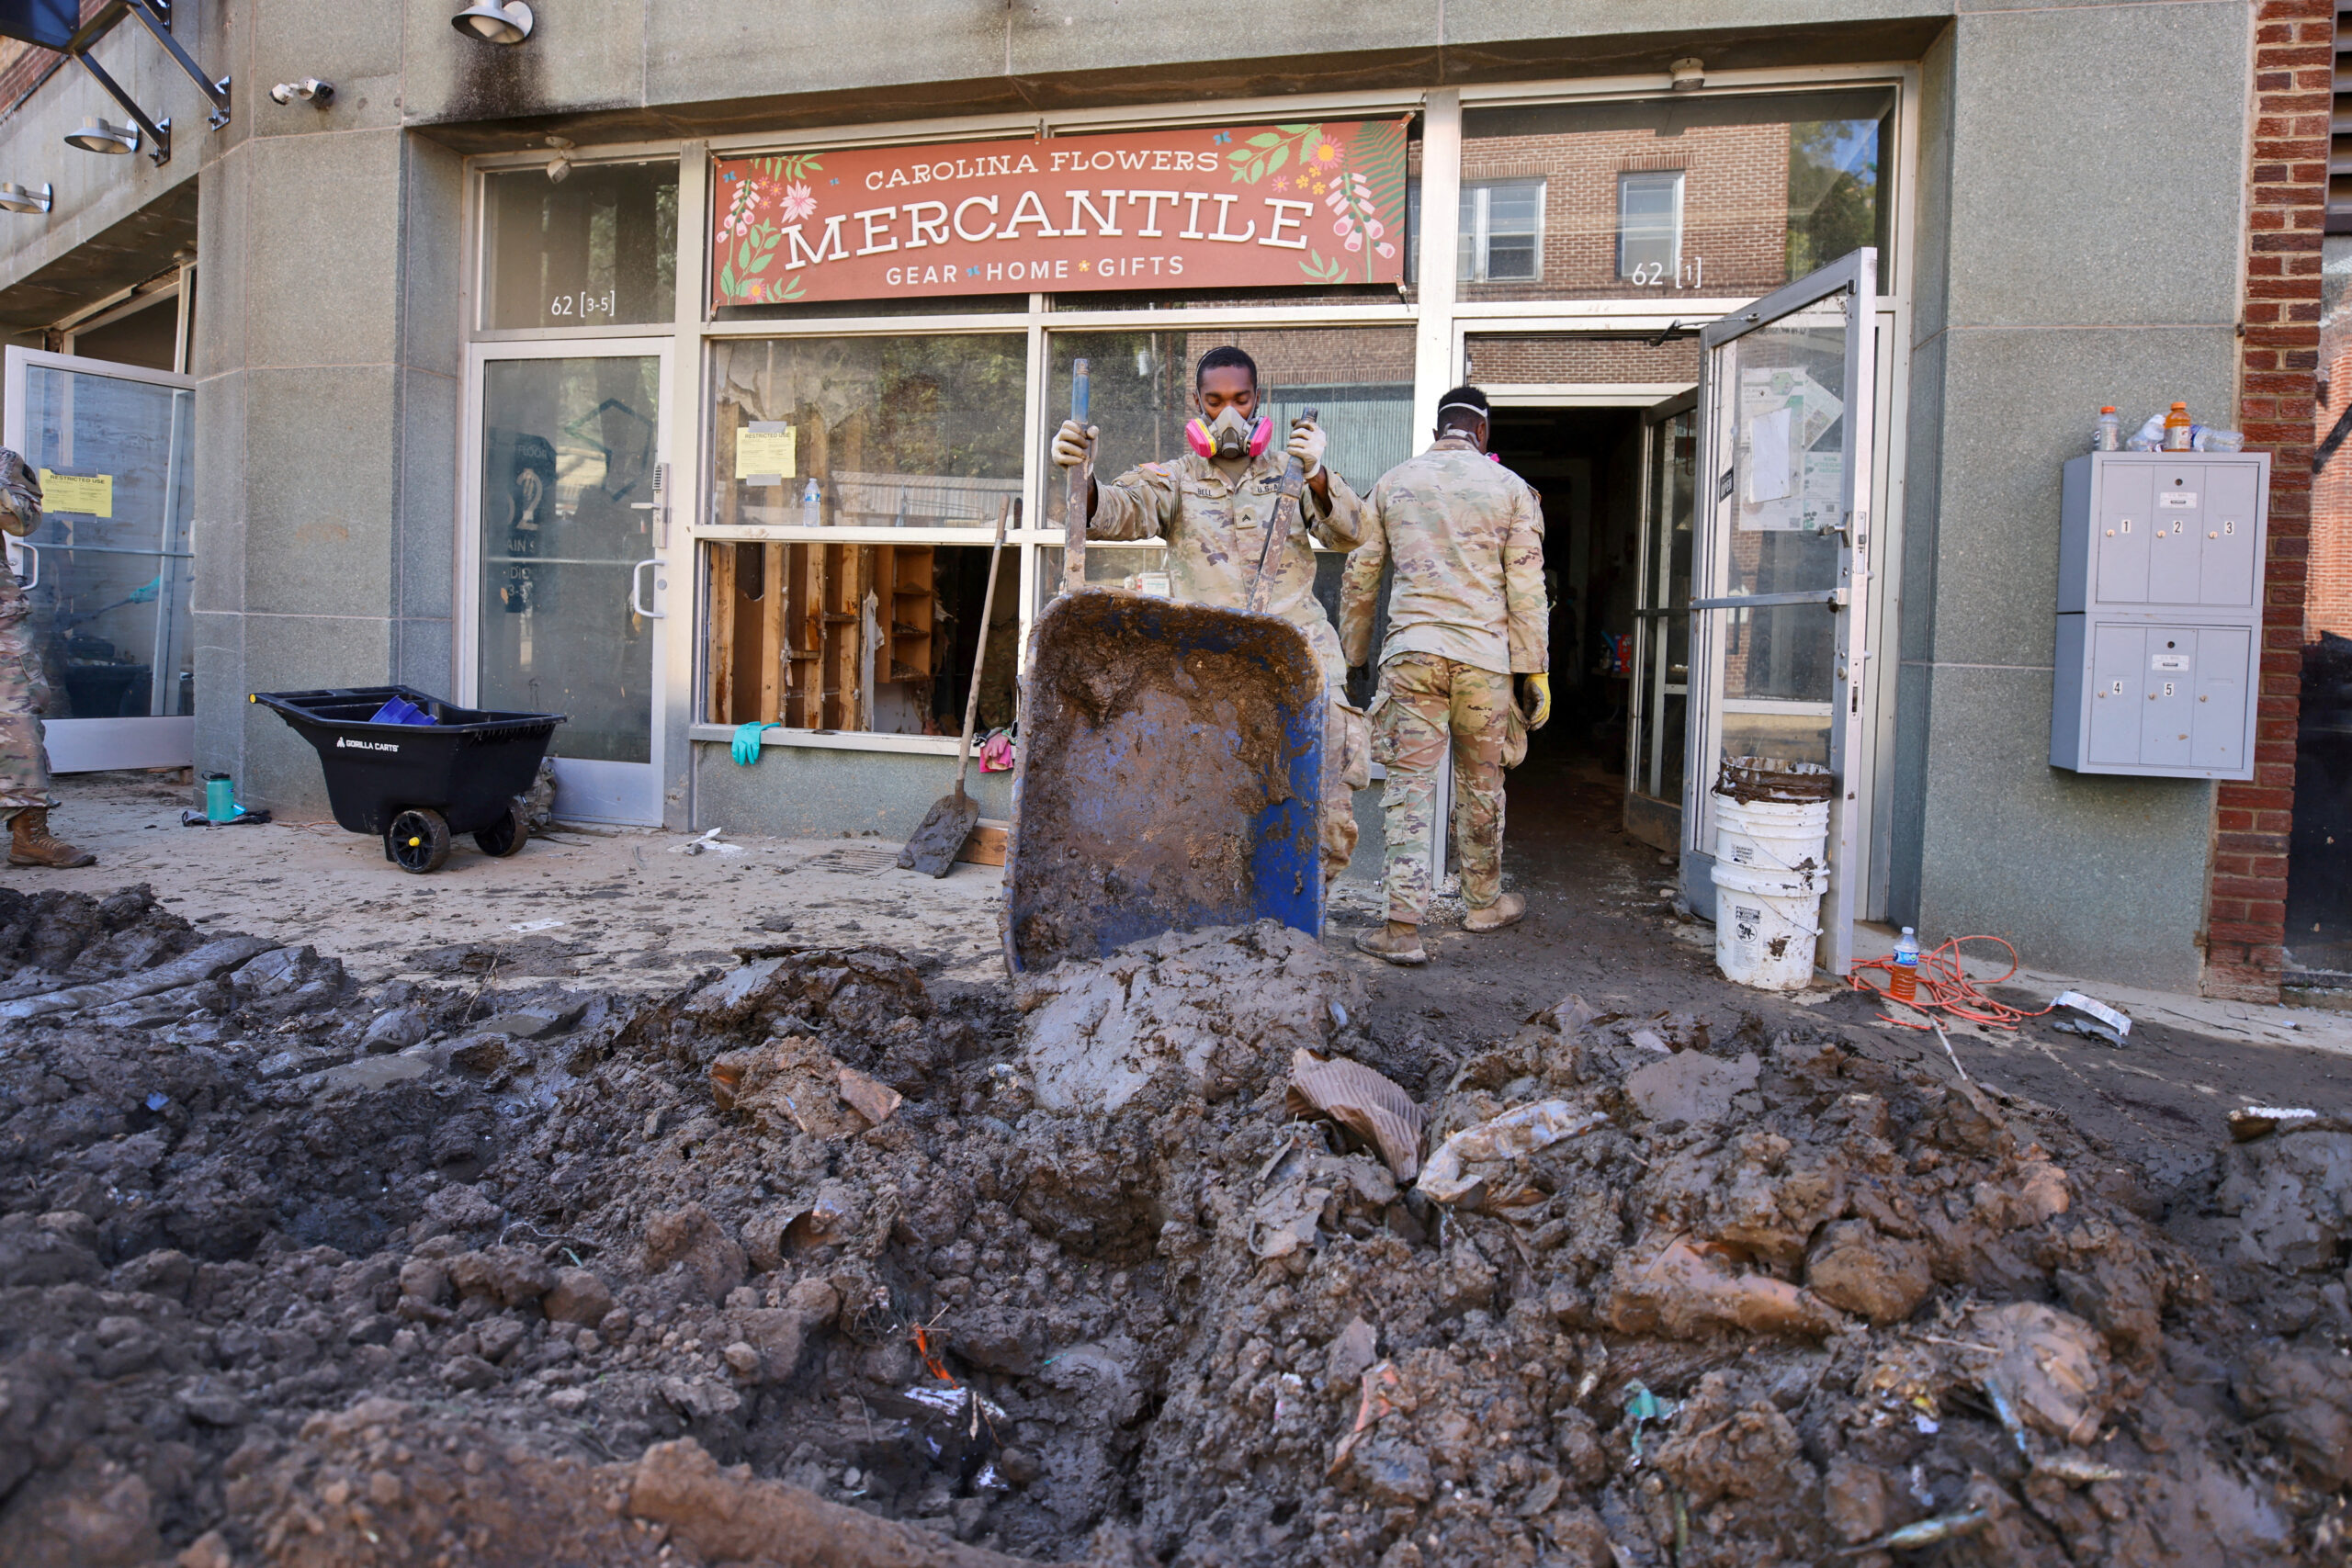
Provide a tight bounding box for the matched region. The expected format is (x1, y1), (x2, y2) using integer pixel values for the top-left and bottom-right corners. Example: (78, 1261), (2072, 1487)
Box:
(1522, 673), (1551, 729)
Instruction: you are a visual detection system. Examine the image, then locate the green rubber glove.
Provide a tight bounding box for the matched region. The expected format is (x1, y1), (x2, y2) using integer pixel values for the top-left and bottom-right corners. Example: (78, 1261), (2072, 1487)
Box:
(732, 721), (782, 765)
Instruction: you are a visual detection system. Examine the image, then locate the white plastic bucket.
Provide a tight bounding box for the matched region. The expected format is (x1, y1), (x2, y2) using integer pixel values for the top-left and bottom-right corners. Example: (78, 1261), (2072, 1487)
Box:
(1713, 794), (1830, 891)
(1712, 858), (1824, 989)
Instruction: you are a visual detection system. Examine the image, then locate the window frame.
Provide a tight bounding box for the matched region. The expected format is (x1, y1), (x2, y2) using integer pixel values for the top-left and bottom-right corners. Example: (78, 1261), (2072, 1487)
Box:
(1615, 167), (1686, 285)
(1459, 177), (1547, 286)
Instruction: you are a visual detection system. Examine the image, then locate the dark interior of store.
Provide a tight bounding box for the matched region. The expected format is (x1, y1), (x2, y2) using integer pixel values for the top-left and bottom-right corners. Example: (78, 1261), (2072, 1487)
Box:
(1485, 405), (1658, 862)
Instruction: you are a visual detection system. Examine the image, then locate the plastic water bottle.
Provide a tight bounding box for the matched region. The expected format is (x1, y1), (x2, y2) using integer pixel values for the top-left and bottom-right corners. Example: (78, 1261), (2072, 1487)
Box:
(798, 479), (822, 526)
(1890, 927), (1921, 1004)
(2092, 407), (2121, 452)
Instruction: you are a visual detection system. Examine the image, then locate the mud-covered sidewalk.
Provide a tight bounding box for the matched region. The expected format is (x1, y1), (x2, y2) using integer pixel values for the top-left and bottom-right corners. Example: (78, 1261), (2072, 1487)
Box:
(0, 770), (2347, 1566)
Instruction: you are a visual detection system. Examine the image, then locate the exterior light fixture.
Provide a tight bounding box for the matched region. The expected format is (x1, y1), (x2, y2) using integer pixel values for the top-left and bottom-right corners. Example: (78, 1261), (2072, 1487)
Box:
(452, 1), (534, 44)
(1669, 57), (1704, 92)
(268, 79), (334, 107)
(65, 118), (141, 154)
(0, 182), (51, 215)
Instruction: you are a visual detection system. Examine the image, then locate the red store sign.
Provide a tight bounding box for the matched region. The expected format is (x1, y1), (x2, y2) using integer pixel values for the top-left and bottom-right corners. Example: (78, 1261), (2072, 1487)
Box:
(710, 118), (1410, 308)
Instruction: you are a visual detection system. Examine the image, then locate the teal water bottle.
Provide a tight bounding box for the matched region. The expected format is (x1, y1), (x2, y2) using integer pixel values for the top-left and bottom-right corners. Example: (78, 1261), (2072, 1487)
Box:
(203, 773), (237, 823)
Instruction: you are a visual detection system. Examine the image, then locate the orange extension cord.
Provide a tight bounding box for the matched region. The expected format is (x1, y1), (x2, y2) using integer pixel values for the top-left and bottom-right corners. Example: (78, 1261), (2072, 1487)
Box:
(1849, 934), (2058, 1032)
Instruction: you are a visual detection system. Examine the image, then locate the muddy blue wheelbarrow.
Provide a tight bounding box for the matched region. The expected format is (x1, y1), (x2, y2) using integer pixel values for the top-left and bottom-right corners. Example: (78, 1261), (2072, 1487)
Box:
(1001, 365), (1328, 972)
(1001, 591), (1326, 973)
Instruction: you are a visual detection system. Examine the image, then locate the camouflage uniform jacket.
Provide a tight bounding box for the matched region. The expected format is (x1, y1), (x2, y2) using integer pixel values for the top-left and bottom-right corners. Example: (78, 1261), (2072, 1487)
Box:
(1338, 434), (1548, 676)
(1088, 450), (1363, 686)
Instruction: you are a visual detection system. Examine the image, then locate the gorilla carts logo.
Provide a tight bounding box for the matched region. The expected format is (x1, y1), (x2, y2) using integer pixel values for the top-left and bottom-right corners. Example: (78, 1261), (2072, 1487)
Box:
(336, 738), (400, 752)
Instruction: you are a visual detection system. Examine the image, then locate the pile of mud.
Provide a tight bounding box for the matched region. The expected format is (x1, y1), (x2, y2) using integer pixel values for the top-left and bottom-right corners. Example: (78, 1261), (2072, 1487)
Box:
(0, 894), (2347, 1565)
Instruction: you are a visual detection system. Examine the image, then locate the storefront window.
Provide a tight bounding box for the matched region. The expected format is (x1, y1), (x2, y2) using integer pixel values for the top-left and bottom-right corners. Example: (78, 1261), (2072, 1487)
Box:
(710, 335), (1025, 529)
(1036, 326), (1419, 533)
(483, 161), (679, 329)
(1459, 88), (1894, 301)
(702, 539), (1017, 735)
(704, 334), (1026, 737)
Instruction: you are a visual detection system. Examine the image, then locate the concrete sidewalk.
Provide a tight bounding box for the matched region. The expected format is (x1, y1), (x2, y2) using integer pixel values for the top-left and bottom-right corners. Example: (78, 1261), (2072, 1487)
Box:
(25, 772), (1008, 996)
(24, 771), (2352, 1065)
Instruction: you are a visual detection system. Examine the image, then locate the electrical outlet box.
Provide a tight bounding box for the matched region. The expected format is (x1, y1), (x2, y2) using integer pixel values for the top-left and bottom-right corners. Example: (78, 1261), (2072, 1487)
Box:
(2052, 452), (2267, 781)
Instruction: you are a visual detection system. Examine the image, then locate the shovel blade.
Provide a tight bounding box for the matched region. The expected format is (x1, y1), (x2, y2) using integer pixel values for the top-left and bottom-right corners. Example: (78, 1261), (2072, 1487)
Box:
(899, 792), (980, 878)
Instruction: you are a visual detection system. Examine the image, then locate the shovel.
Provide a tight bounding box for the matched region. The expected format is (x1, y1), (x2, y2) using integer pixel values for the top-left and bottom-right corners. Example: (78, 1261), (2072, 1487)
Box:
(898, 496), (1014, 876)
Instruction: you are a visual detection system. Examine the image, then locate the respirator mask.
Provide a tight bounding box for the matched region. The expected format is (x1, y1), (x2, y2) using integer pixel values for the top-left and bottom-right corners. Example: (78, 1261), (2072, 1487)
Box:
(1185, 404), (1272, 461)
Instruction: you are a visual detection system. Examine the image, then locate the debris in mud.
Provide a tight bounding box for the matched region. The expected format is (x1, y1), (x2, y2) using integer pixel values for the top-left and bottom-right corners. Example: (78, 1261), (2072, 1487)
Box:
(1287, 1049), (1423, 1179)
(0, 897), (2347, 1566)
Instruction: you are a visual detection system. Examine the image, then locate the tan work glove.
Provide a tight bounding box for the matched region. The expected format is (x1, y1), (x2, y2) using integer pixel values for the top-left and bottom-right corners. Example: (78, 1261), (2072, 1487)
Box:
(1285, 417), (1326, 479)
(1051, 418), (1096, 468)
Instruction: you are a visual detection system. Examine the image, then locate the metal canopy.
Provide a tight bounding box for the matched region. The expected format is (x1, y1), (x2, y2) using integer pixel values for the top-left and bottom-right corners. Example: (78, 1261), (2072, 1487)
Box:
(0, 0), (75, 51)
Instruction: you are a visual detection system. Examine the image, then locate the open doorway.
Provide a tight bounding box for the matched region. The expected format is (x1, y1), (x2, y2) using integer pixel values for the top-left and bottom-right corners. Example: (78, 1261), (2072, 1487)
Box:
(1488, 401), (1687, 876)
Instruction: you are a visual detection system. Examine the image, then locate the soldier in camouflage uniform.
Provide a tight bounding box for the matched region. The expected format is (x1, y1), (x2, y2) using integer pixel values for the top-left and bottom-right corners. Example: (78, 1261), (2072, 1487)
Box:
(1053, 344), (1370, 881)
(0, 450), (96, 868)
(1339, 385), (1544, 964)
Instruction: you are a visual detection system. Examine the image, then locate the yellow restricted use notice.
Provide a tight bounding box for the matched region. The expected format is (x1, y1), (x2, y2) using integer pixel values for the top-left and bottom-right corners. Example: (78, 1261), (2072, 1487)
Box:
(39, 469), (112, 517)
(733, 426), (796, 481)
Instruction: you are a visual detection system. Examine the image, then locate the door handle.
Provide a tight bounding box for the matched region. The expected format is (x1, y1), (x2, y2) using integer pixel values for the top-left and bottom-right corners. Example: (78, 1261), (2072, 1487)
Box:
(630, 558), (667, 619)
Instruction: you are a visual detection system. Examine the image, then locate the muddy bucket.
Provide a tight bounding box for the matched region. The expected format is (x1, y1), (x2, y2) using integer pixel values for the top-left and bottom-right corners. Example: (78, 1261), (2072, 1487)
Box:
(1713, 794), (1830, 891)
(1711, 858), (1823, 989)
(1002, 590), (1325, 973)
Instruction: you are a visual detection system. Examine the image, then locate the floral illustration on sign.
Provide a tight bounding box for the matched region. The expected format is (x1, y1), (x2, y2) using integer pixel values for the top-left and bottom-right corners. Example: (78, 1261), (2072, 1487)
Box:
(1295, 118), (1406, 284)
(1225, 122), (1325, 188)
(717, 154), (825, 300)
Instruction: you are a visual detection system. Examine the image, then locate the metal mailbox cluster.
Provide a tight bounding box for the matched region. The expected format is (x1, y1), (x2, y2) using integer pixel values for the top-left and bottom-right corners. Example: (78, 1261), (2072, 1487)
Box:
(2051, 451), (2268, 780)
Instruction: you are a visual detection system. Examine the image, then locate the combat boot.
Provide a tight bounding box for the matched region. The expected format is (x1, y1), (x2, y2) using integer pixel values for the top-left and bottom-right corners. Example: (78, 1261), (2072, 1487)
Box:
(1354, 920), (1427, 965)
(9, 808), (95, 868)
(1463, 892), (1525, 932)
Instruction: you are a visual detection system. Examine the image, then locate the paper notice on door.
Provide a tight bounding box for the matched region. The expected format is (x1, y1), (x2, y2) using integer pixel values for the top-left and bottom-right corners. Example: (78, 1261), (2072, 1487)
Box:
(1745, 406), (1794, 504)
(734, 424), (796, 482)
(39, 469), (111, 517)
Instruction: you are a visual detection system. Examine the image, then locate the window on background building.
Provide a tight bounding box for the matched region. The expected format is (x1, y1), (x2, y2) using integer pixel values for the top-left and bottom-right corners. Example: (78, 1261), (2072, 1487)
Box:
(482, 161), (679, 330)
(1617, 170), (1683, 283)
(701, 334), (1026, 738)
(1458, 179), (1544, 284)
(1458, 87), (1895, 300)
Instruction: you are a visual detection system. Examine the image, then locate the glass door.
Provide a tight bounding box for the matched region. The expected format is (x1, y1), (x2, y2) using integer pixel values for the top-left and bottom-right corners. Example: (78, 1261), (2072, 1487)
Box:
(465, 344), (671, 825)
(1625, 389), (1695, 852)
(1684, 250), (1878, 976)
(1, 347), (197, 772)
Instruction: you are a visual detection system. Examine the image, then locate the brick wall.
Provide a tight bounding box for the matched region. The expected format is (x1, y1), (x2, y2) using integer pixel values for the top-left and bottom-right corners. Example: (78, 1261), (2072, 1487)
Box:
(2204, 0), (2333, 1001)
(1466, 334), (1701, 385)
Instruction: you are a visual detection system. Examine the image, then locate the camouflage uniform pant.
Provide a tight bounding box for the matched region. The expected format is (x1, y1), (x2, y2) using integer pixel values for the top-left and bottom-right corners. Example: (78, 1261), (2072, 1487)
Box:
(1371, 652), (1511, 923)
(1323, 694), (1369, 885)
(0, 556), (51, 818)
